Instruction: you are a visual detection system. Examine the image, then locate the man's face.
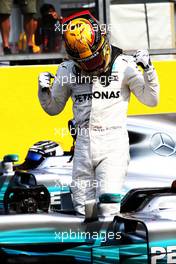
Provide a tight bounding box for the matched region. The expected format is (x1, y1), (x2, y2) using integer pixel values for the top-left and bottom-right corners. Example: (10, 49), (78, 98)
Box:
(48, 9), (58, 20)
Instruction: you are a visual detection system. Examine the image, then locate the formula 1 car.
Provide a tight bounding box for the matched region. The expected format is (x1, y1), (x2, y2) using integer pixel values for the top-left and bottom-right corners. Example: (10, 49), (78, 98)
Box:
(0, 113), (176, 263)
(0, 179), (176, 264)
(1, 113), (175, 209)
(1, 112), (176, 210)
(18, 113), (176, 193)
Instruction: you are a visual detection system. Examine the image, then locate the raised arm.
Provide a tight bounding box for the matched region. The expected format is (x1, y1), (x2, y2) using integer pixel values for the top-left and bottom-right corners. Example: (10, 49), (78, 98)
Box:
(38, 63), (71, 116)
(126, 50), (160, 107)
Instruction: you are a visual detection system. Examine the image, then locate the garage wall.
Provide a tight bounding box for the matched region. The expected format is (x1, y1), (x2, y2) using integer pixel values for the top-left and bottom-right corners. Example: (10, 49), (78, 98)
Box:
(110, 3), (176, 50)
(0, 61), (175, 162)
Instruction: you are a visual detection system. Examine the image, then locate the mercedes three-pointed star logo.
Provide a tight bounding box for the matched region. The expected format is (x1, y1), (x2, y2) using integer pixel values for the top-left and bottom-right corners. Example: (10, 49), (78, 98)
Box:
(150, 132), (176, 156)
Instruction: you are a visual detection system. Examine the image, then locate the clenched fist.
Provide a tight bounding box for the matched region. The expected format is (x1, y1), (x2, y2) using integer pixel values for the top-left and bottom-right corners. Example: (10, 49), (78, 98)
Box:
(38, 72), (54, 90)
(134, 49), (152, 70)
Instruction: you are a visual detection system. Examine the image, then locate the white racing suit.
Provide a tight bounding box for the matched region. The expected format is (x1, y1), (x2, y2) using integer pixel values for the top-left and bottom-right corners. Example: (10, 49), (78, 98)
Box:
(38, 47), (159, 215)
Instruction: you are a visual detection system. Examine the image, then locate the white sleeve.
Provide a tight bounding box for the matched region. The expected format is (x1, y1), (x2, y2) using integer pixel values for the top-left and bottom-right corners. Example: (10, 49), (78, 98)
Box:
(126, 61), (160, 107)
(38, 63), (71, 116)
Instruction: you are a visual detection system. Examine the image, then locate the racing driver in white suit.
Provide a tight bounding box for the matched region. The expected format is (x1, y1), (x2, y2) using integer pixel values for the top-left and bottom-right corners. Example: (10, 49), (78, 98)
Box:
(38, 11), (160, 216)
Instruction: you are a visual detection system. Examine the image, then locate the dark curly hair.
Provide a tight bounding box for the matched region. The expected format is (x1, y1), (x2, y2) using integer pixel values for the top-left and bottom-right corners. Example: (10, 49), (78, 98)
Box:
(40, 4), (56, 17)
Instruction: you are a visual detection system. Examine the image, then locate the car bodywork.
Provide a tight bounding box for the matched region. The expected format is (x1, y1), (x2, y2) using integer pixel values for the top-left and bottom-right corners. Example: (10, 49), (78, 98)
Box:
(0, 186), (176, 263)
(14, 113), (176, 200)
